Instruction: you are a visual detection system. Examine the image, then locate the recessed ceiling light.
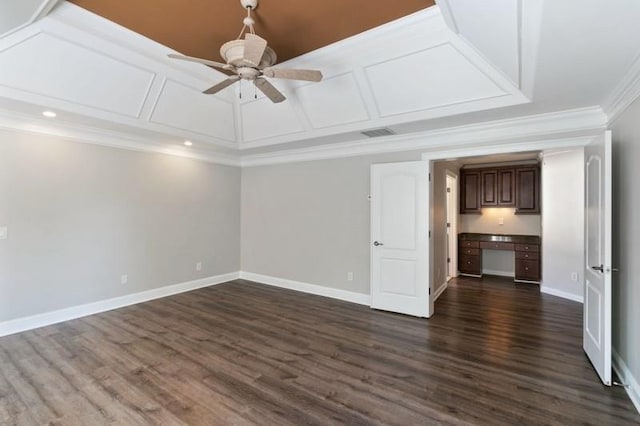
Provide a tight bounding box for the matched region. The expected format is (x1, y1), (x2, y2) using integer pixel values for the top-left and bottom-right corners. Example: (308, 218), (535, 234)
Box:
(42, 110), (57, 118)
(184, 140), (193, 146)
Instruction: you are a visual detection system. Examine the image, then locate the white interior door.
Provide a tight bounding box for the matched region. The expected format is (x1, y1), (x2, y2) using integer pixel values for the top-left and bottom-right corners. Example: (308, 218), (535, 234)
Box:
(584, 130), (613, 386)
(446, 173), (457, 279)
(371, 161), (430, 317)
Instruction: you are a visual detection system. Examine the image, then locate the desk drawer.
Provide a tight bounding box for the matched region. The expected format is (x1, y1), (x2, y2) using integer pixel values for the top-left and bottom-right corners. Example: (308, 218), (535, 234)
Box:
(515, 243), (539, 252)
(460, 240), (479, 249)
(515, 251), (539, 260)
(460, 247), (480, 256)
(459, 254), (481, 274)
(479, 241), (515, 251)
(515, 259), (540, 281)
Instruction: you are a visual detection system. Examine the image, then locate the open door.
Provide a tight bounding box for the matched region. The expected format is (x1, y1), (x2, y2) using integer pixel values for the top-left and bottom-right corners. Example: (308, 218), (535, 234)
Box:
(584, 130), (613, 386)
(370, 161), (430, 317)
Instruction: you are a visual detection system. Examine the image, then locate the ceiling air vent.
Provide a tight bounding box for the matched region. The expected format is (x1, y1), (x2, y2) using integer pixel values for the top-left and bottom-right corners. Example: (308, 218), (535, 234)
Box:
(361, 128), (395, 138)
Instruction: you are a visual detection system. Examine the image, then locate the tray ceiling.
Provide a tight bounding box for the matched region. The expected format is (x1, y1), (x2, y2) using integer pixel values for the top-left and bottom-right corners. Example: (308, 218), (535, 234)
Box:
(67, 0), (435, 63)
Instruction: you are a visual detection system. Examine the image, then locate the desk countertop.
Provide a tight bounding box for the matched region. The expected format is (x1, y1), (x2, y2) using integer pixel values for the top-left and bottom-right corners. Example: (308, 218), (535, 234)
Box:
(458, 233), (540, 244)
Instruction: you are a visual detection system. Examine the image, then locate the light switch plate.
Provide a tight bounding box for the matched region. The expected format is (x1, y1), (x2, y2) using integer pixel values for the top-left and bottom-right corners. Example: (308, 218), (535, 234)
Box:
(0, 226), (7, 240)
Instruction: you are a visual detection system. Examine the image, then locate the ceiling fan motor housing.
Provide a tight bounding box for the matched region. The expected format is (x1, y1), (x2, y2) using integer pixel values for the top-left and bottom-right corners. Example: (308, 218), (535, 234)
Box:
(220, 40), (277, 68)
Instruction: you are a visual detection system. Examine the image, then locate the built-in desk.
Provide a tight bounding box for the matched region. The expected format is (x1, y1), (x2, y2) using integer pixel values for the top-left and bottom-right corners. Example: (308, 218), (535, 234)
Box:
(458, 233), (541, 283)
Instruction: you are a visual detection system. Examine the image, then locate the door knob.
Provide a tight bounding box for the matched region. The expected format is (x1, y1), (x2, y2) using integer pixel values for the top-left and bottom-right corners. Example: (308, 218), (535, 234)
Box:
(373, 241), (384, 246)
(591, 265), (604, 272)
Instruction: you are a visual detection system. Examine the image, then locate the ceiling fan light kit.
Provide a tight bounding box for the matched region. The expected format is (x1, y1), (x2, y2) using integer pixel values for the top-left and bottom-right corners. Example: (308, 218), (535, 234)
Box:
(168, 0), (323, 103)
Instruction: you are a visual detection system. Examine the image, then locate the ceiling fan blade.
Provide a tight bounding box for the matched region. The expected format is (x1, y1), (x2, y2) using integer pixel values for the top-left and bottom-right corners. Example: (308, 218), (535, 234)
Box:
(168, 53), (229, 70)
(262, 68), (323, 82)
(254, 78), (286, 103)
(243, 34), (268, 66)
(202, 76), (240, 95)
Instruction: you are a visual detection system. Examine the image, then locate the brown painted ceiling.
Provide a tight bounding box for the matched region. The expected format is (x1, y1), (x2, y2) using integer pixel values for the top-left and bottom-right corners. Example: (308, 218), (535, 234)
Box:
(67, 0), (435, 63)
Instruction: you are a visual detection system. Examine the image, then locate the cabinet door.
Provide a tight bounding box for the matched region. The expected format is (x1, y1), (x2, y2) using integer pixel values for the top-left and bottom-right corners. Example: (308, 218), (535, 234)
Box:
(515, 167), (540, 214)
(497, 169), (515, 206)
(460, 171), (481, 213)
(481, 170), (498, 206)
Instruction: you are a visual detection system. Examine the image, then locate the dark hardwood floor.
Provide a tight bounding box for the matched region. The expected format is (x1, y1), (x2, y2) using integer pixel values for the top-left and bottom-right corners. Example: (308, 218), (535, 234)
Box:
(0, 276), (638, 425)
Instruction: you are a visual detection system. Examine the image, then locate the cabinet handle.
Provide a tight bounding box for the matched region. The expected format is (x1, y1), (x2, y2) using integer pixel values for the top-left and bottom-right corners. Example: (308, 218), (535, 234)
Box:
(525, 267), (529, 271)
(467, 262), (471, 265)
(525, 254), (529, 258)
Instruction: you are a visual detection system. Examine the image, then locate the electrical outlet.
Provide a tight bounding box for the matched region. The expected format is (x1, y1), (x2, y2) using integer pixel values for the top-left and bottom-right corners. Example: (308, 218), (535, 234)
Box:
(0, 226), (7, 240)
(196, 262), (202, 271)
(121, 275), (128, 285)
(347, 272), (354, 281)
(571, 272), (578, 282)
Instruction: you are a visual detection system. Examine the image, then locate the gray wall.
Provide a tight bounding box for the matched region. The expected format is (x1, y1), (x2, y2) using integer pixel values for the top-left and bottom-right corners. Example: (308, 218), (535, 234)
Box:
(611, 99), (640, 386)
(0, 130), (241, 322)
(241, 152), (421, 295)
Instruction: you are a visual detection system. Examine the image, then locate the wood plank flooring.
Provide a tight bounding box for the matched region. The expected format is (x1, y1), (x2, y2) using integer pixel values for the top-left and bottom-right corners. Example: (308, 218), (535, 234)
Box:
(1, 275), (638, 425)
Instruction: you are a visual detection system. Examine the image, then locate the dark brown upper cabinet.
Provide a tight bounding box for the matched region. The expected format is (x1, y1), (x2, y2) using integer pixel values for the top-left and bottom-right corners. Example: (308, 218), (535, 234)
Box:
(460, 165), (540, 214)
(497, 169), (515, 206)
(460, 170), (481, 213)
(515, 167), (540, 214)
(481, 170), (498, 206)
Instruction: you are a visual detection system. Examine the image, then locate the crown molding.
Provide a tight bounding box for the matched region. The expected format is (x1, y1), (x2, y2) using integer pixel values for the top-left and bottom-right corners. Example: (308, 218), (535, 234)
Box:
(0, 106), (605, 169)
(240, 106), (606, 166)
(603, 51), (640, 124)
(0, 108), (241, 167)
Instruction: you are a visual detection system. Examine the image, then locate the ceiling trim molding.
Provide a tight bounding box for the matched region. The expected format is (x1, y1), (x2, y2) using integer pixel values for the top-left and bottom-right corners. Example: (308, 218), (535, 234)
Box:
(603, 51), (640, 124)
(240, 106), (606, 167)
(0, 108), (241, 167)
(420, 135), (593, 162)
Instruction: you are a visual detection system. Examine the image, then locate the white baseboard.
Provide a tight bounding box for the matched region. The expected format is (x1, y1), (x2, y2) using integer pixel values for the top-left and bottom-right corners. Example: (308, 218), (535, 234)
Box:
(239, 271), (370, 306)
(540, 285), (584, 303)
(613, 348), (640, 414)
(433, 281), (448, 302)
(482, 269), (514, 277)
(0, 272), (240, 338)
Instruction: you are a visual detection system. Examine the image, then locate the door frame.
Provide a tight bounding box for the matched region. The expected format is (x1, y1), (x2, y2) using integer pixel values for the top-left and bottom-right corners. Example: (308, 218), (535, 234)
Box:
(445, 170), (458, 280)
(421, 135), (595, 305)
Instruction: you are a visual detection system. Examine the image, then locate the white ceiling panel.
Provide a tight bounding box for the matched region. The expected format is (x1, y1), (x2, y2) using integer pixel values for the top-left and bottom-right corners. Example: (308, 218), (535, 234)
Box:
(241, 96), (305, 142)
(440, 0), (520, 86)
(0, 32), (155, 118)
(365, 43), (506, 117)
(296, 73), (370, 129)
(150, 79), (235, 142)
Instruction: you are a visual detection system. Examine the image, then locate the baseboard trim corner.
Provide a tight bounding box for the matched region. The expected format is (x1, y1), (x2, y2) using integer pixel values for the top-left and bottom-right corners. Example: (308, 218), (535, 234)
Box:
(0, 271), (240, 338)
(613, 348), (640, 414)
(238, 271), (370, 306)
(540, 285), (584, 303)
(433, 281), (448, 302)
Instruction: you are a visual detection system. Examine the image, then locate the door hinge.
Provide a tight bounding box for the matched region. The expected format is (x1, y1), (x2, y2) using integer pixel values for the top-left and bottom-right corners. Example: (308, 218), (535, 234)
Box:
(429, 287), (431, 295)
(447, 257), (451, 263)
(446, 222), (451, 228)
(429, 230), (431, 238)
(446, 187), (451, 193)
(429, 173), (431, 182)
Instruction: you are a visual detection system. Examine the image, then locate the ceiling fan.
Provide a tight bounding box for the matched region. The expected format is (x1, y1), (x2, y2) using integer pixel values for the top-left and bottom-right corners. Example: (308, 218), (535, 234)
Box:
(168, 0), (323, 103)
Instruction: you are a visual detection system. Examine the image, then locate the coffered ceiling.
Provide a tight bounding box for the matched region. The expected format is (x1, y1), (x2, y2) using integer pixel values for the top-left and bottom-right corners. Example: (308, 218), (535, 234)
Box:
(67, 0), (435, 63)
(0, 0), (639, 167)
